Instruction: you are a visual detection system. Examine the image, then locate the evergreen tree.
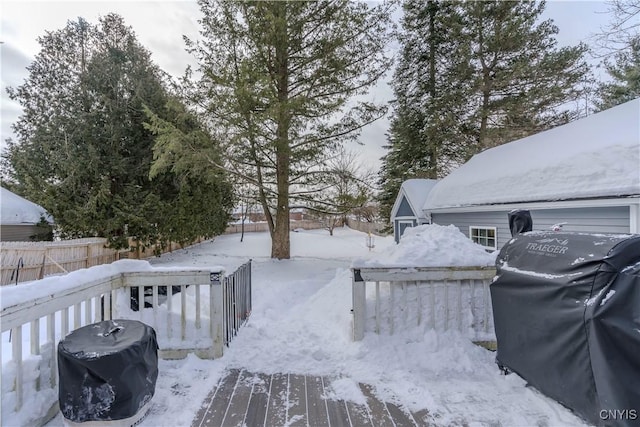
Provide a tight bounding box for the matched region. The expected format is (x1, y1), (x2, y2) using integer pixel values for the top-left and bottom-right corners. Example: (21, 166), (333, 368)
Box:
(378, 0), (590, 223)
(378, 0), (467, 223)
(461, 0), (589, 153)
(145, 97), (235, 246)
(156, 0), (393, 259)
(596, 36), (640, 110)
(3, 14), (233, 249)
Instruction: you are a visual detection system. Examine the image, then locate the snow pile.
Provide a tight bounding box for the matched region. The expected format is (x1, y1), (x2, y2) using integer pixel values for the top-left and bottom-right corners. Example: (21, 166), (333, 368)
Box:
(323, 378), (367, 405)
(353, 224), (496, 268)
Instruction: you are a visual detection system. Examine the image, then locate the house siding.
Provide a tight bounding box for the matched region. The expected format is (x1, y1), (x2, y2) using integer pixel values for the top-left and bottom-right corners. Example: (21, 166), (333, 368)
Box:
(396, 196), (415, 217)
(0, 225), (41, 242)
(431, 206), (631, 249)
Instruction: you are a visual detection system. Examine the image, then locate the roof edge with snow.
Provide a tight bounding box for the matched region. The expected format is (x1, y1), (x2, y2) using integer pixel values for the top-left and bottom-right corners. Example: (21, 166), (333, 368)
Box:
(391, 179), (438, 220)
(1, 187), (54, 225)
(424, 99), (640, 210)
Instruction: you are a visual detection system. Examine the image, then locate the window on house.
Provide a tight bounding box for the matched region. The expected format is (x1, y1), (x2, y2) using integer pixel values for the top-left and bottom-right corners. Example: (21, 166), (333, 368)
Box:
(469, 226), (497, 250)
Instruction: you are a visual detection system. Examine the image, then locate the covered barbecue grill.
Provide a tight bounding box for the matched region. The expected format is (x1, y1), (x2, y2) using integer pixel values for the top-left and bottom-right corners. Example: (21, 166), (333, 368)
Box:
(491, 231), (640, 426)
(58, 319), (159, 425)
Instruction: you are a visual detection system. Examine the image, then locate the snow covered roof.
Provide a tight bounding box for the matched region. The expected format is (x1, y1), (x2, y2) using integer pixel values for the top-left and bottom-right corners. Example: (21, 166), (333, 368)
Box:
(391, 179), (438, 219)
(424, 98), (640, 210)
(0, 187), (53, 225)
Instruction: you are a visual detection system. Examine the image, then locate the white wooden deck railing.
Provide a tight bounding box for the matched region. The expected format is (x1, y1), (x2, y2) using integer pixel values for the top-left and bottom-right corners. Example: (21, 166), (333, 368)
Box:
(0, 266), (234, 427)
(350, 267), (497, 341)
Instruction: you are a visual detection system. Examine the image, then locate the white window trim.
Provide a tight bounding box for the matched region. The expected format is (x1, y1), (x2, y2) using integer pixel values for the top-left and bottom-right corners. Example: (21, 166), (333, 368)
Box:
(469, 226), (498, 250)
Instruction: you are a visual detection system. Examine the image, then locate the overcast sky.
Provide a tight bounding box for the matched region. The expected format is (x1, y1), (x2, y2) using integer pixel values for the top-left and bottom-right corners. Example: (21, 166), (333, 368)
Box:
(1, 0), (611, 172)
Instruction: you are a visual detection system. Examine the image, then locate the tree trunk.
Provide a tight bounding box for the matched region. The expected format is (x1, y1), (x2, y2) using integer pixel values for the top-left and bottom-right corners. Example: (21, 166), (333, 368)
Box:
(477, 10), (491, 152)
(427, 0), (438, 179)
(272, 189), (290, 258)
(271, 2), (291, 259)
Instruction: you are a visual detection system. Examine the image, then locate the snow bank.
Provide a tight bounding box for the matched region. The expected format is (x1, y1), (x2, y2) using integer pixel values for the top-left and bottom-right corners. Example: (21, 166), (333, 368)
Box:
(353, 224), (497, 268)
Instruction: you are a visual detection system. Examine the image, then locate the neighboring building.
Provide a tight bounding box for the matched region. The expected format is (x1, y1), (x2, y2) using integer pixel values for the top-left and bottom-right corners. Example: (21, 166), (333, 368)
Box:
(390, 179), (438, 243)
(0, 187), (54, 241)
(420, 98), (640, 251)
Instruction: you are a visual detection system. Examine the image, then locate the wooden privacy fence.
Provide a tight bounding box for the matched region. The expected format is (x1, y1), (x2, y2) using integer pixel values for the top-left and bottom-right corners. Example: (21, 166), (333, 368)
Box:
(1, 239), (117, 286)
(224, 220), (323, 234)
(345, 218), (388, 236)
(0, 238), (191, 286)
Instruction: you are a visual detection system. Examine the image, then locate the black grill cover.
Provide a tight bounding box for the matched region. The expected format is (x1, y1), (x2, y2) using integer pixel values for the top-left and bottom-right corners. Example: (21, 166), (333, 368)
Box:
(58, 319), (159, 422)
(492, 232), (640, 426)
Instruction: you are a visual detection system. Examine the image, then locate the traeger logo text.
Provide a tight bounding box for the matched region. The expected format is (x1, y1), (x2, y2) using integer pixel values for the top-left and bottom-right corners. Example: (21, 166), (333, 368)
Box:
(526, 238), (569, 256)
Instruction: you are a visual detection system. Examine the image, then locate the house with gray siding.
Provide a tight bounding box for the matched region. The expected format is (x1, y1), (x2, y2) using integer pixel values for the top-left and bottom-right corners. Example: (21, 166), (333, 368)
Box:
(1, 187), (54, 241)
(390, 179), (437, 243)
(420, 99), (640, 250)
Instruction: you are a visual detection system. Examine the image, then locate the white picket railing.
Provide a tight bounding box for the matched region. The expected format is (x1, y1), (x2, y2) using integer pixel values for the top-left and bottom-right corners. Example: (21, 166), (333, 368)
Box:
(350, 267), (497, 341)
(0, 265), (242, 427)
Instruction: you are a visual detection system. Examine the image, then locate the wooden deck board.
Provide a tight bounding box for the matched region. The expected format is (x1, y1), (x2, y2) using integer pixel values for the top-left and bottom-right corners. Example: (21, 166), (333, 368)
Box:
(359, 383), (396, 427)
(345, 400), (374, 427)
(264, 373), (288, 426)
(323, 377), (351, 427)
(221, 370), (253, 426)
(244, 372), (270, 427)
(385, 400), (418, 427)
(412, 408), (433, 427)
(192, 370), (429, 427)
(191, 375), (224, 427)
(191, 369), (240, 427)
(305, 375), (330, 427)
(287, 374), (308, 427)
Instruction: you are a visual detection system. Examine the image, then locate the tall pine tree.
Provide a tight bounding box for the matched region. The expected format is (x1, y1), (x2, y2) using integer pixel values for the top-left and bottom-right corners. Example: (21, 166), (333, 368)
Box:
(3, 14), (233, 248)
(378, 0), (590, 223)
(378, 0), (468, 223)
(461, 0), (589, 154)
(155, 0), (393, 259)
(596, 36), (640, 110)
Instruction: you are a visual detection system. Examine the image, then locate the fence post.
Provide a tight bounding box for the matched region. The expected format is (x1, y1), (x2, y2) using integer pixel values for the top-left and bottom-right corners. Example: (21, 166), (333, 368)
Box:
(209, 271), (224, 358)
(352, 269), (366, 341)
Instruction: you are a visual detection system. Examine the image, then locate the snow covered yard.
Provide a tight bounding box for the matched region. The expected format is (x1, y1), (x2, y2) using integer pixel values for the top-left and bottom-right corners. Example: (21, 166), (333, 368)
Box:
(34, 226), (589, 427)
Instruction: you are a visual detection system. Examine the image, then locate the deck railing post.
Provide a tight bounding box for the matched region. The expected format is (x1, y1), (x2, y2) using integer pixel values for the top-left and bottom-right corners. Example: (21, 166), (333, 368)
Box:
(209, 271), (224, 358)
(352, 269), (366, 341)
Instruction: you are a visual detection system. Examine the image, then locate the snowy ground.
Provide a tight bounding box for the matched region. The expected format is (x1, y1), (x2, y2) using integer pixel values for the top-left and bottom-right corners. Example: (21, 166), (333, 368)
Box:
(34, 226), (590, 426)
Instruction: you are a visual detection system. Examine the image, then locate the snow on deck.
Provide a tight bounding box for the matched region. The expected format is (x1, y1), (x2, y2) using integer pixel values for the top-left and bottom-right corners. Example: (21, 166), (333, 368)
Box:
(28, 227), (589, 427)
